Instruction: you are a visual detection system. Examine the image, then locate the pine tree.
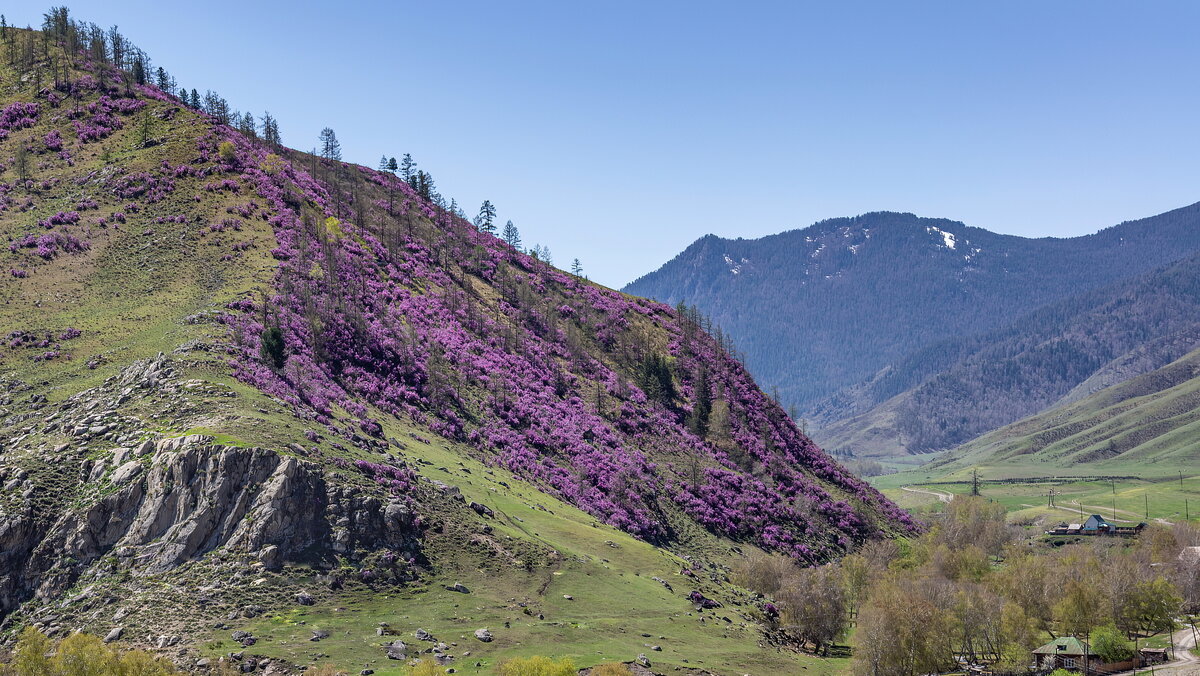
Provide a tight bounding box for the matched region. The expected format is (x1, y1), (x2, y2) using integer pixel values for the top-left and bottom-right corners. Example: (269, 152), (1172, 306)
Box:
(154, 66), (169, 92)
(131, 55), (145, 85)
(415, 171), (434, 199)
(318, 127), (342, 161)
(399, 153), (416, 183)
(387, 157), (398, 173)
(475, 200), (497, 234)
(239, 111), (256, 138)
(188, 88), (200, 109)
(261, 111), (280, 146)
(571, 258), (582, 276)
(502, 220), (522, 249)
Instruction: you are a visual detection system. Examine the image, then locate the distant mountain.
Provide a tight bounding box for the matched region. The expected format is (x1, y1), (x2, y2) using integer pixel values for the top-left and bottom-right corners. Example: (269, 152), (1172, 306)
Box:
(814, 253), (1200, 456)
(625, 208), (1200, 455)
(924, 343), (1200, 475)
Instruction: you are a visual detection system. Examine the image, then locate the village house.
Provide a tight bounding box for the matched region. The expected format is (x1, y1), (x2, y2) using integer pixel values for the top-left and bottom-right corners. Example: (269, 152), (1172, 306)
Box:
(1044, 515), (1146, 537)
(1030, 636), (1164, 674)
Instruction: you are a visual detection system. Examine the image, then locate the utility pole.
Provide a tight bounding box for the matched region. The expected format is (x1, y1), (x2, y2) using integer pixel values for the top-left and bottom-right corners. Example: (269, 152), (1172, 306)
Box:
(971, 468), (980, 497)
(1145, 493), (1150, 520)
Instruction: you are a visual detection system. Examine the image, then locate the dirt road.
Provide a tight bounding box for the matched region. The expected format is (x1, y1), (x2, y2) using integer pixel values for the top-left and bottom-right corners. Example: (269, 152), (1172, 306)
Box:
(1131, 625), (1199, 674)
(900, 486), (953, 503)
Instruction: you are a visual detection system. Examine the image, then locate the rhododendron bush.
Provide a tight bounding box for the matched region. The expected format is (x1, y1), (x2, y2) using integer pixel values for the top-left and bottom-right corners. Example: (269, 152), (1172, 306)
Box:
(212, 128), (917, 562)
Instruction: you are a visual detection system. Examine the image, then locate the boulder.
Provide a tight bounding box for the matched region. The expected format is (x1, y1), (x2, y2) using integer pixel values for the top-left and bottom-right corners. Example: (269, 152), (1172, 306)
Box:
(473, 628), (492, 643)
(385, 640), (407, 660)
(103, 626), (122, 643)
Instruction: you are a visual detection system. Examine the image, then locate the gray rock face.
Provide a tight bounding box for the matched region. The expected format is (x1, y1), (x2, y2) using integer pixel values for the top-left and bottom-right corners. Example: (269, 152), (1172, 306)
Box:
(103, 626), (123, 643)
(0, 357), (424, 617)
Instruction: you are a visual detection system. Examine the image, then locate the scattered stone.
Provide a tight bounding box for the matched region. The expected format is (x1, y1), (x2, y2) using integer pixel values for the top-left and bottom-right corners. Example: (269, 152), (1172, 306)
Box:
(103, 627), (122, 643)
(415, 628), (434, 641)
(445, 582), (470, 593)
(295, 592), (315, 606)
(473, 629), (492, 643)
(562, 594), (573, 600)
(385, 640), (407, 660)
(637, 654), (651, 667)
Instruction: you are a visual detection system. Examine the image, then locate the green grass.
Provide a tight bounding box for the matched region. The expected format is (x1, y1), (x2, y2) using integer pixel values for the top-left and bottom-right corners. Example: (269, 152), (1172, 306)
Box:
(190, 415), (840, 675)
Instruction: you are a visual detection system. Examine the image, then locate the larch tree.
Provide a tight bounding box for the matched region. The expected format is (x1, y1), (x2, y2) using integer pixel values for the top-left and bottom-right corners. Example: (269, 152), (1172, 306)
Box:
(319, 127), (342, 161)
(475, 200), (497, 234)
(502, 220), (521, 249)
(399, 153), (416, 183)
(261, 111), (280, 146)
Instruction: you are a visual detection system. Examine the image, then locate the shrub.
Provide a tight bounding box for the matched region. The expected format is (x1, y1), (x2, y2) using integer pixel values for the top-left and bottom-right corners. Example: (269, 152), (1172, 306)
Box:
(1092, 622), (1134, 663)
(498, 656), (576, 676)
(406, 661), (443, 676)
(589, 664), (633, 676)
(260, 326), (286, 368)
(2, 627), (180, 675)
(218, 141), (237, 163)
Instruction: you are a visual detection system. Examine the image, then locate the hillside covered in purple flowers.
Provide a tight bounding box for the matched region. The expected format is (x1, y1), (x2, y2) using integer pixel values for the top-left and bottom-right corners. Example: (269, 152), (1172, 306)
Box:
(214, 123), (917, 559)
(0, 12), (913, 672)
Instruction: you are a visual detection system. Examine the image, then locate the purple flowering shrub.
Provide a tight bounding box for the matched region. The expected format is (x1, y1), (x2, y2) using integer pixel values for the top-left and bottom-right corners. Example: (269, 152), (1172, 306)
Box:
(213, 126), (917, 561)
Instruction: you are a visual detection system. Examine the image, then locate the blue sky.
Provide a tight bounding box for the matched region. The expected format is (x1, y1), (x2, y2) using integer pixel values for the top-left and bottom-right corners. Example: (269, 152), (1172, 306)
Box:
(13, 1), (1200, 287)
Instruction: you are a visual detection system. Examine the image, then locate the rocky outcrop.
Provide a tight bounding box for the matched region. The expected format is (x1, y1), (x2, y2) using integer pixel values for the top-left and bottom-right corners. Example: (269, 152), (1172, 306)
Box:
(0, 356), (423, 618)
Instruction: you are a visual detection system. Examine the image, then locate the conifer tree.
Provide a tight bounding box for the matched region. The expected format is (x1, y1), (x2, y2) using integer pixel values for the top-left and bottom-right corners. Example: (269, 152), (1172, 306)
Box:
(400, 153), (416, 183)
(387, 157), (398, 173)
(319, 127), (342, 161)
(378, 155), (389, 172)
(571, 258), (583, 276)
(239, 111), (256, 138)
(502, 220), (522, 249)
(261, 112), (280, 146)
(475, 200), (497, 234)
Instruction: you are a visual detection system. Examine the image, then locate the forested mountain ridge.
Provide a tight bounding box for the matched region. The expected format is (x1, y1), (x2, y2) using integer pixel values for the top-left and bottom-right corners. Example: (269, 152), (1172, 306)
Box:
(625, 206), (1200, 458)
(626, 208), (1200, 409)
(0, 14), (911, 672)
(814, 251), (1200, 457)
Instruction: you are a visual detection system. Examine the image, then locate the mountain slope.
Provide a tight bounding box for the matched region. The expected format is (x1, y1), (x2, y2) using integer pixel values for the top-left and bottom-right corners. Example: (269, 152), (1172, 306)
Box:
(812, 253), (1200, 456)
(624, 209), (1200, 415)
(921, 343), (1200, 476)
(0, 19), (909, 672)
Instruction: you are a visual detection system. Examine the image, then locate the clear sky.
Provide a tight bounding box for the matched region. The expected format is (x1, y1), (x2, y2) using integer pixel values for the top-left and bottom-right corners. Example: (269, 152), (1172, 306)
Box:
(12, 1), (1200, 288)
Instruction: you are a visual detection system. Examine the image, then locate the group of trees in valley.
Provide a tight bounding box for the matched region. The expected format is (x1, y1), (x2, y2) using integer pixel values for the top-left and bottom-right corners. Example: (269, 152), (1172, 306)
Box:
(736, 496), (1200, 676)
